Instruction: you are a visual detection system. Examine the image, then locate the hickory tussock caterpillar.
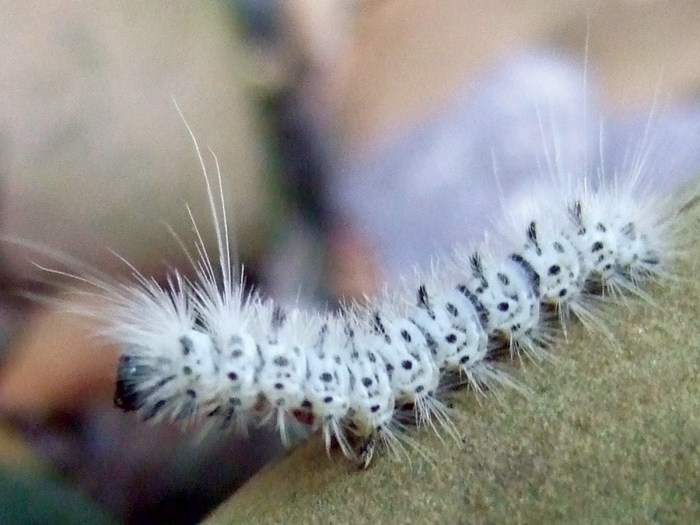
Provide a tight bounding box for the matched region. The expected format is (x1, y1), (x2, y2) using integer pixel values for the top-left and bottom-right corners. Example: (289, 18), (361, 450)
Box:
(81, 99), (683, 470)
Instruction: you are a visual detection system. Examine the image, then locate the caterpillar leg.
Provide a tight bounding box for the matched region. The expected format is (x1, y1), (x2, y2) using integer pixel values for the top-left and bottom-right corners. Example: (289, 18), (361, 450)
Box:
(357, 432), (378, 469)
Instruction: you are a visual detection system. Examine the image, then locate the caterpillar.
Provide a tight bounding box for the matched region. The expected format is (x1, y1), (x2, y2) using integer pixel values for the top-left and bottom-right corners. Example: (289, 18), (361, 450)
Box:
(96, 106), (680, 469)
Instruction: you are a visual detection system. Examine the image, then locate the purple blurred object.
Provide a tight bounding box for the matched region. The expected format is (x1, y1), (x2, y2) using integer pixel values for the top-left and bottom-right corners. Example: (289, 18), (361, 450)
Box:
(328, 49), (700, 282)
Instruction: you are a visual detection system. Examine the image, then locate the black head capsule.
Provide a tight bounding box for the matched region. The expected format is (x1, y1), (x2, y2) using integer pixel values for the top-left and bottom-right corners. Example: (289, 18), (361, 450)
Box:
(114, 355), (154, 412)
(114, 354), (142, 410)
(113, 354), (175, 413)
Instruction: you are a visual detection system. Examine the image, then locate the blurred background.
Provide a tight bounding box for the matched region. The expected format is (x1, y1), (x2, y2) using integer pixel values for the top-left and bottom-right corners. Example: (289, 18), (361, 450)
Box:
(0, 1), (699, 523)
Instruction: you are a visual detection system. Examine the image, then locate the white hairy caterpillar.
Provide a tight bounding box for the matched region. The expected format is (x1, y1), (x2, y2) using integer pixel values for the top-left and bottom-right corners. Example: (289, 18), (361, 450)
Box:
(92, 106), (678, 469)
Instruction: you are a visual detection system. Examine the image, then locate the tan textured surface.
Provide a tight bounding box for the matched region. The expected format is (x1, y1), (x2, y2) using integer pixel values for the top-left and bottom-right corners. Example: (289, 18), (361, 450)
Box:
(204, 179), (700, 524)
